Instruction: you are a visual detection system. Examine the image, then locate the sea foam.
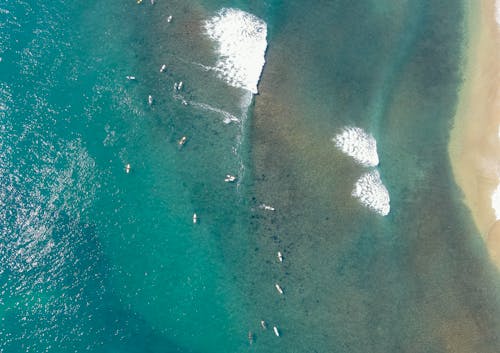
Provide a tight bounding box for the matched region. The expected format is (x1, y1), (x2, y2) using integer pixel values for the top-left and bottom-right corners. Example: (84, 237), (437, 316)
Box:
(204, 8), (267, 94)
(496, 0), (500, 28)
(492, 182), (500, 220)
(352, 170), (390, 216)
(333, 126), (379, 167)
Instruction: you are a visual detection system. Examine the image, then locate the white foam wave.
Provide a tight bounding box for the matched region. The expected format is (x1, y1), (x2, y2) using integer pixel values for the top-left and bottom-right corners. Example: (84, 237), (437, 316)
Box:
(492, 181), (500, 220)
(494, 122), (500, 218)
(333, 126), (379, 167)
(204, 8), (267, 94)
(496, 0), (500, 28)
(352, 170), (390, 216)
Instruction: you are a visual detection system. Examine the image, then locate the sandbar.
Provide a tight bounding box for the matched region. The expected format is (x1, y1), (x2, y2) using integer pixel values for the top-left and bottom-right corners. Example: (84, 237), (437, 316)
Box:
(449, 0), (500, 266)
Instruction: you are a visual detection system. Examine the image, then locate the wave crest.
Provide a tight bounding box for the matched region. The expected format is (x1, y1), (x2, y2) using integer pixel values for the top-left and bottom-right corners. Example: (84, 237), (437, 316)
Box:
(352, 170), (390, 216)
(204, 8), (267, 94)
(333, 126), (379, 167)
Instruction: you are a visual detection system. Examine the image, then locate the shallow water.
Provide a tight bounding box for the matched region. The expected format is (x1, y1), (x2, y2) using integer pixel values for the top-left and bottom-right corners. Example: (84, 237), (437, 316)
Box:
(250, 0), (500, 352)
(1, 0), (500, 352)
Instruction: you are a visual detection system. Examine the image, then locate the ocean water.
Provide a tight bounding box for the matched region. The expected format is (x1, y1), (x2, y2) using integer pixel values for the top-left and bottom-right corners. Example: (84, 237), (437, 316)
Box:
(1, 0), (500, 353)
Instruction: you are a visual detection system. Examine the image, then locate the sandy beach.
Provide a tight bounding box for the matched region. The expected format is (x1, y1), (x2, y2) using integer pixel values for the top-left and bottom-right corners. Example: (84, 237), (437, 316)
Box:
(449, 0), (500, 266)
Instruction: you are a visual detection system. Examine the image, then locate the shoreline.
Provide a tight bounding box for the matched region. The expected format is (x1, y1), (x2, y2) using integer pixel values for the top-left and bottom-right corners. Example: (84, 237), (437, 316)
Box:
(449, 0), (500, 266)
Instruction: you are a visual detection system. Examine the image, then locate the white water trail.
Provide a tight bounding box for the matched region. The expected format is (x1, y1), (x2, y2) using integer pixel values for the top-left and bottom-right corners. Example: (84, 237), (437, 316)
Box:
(189, 101), (240, 124)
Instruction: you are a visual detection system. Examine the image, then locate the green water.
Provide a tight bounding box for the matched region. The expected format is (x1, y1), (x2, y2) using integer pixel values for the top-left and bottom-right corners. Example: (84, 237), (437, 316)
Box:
(251, 1), (500, 352)
(1, 0), (500, 352)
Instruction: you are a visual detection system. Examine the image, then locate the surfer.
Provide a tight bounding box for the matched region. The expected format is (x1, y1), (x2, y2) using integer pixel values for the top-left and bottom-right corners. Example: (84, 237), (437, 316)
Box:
(259, 204), (275, 211)
(178, 136), (187, 147)
(224, 174), (237, 182)
(273, 326), (280, 337)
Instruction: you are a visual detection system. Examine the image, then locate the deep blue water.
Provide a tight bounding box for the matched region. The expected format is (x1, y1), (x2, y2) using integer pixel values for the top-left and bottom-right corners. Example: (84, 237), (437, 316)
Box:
(1, 0), (500, 352)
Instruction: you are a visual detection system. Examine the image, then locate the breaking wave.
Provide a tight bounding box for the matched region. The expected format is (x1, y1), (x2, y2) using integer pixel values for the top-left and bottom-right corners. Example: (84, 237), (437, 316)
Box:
(492, 181), (500, 220)
(496, 0), (500, 28)
(352, 170), (390, 216)
(333, 126), (379, 167)
(204, 8), (267, 94)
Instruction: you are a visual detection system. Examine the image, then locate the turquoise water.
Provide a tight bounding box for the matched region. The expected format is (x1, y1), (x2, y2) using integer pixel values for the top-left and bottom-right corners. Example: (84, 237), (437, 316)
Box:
(1, 0), (500, 352)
